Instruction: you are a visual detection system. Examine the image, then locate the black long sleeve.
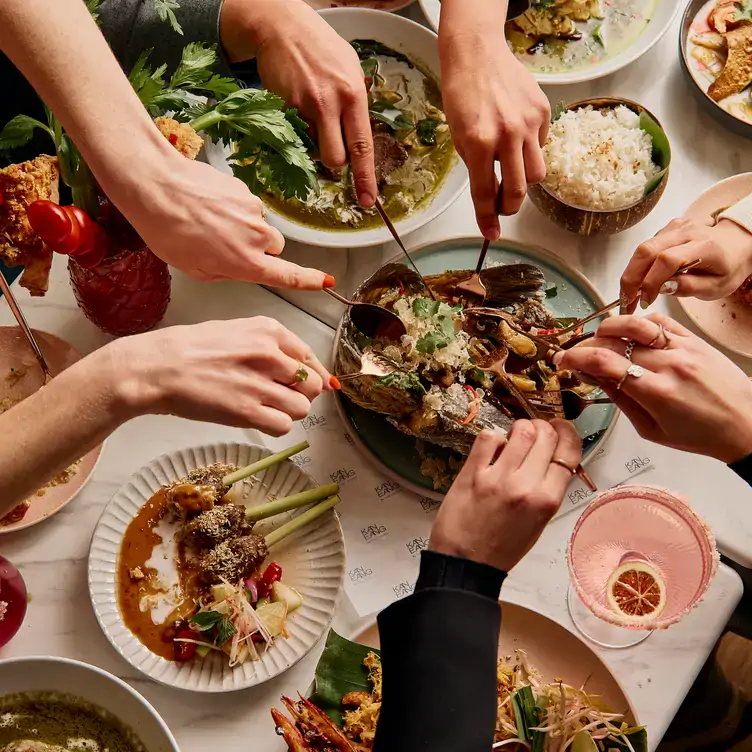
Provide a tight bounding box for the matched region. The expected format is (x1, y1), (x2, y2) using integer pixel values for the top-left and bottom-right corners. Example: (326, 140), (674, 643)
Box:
(373, 551), (506, 752)
(729, 453), (752, 486)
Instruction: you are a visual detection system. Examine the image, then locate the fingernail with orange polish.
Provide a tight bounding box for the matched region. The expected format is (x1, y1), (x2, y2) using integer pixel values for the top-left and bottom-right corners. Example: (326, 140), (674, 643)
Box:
(323, 274), (336, 289)
(329, 375), (341, 390)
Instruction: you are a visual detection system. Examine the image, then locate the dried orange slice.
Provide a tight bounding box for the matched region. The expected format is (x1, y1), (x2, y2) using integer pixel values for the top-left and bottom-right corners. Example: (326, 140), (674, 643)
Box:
(606, 561), (666, 625)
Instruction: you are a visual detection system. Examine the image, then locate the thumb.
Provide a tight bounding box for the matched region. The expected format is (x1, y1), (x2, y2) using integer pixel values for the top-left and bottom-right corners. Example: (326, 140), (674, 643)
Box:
(671, 273), (733, 301)
(248, 254), (331, 290)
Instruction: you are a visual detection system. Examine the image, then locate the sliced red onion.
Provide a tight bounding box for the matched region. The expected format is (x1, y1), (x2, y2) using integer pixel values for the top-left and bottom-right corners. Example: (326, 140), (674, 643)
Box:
(245, 578), (259, 603)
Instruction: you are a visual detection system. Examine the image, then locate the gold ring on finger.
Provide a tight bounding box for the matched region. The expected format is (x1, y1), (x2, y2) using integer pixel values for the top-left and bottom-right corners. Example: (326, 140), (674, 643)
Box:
(290, 364), (308, 386)
(550, 457), (577, 476)
(648, 324), (669, 350)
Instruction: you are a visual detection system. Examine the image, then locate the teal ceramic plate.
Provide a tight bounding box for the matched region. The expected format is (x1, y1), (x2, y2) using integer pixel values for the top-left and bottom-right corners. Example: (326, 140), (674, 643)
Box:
(333, 238), (618, 499)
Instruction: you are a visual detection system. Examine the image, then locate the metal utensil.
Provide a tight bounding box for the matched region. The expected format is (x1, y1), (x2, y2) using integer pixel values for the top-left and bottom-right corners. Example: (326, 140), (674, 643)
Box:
(456, 182), (504, 300)
(0, 272), (52, 383)
(337, 351), (401, 382)
(374, 198), (436, 301)
(324, 287), (407, 341)
(529, 389), (613, 421)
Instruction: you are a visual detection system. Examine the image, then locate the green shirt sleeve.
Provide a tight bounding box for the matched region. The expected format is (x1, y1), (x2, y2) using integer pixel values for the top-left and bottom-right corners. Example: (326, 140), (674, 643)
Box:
(98, 0), (231, 75)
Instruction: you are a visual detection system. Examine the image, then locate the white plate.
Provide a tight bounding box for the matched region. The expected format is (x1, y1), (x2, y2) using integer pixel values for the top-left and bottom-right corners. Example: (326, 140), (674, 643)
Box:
(418, 0), (680, 85)
(254, 9), (467, 248)
(88, 442), (345, 693)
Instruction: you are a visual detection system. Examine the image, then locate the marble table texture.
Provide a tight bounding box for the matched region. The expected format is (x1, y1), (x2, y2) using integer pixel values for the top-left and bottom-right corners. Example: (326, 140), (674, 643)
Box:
(0, 4), (750, 751)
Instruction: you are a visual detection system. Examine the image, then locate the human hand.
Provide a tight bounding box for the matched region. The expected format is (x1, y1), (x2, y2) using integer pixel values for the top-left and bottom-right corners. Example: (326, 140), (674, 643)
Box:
(620, 217), (752, 312)
(220, 0), (377, 208)
(125, 157), (332, 289)
(554, 313), (752, 463)
(439, 1), (550, 238)
(429, 420), (581, 572)
(108, 317), (338, 436)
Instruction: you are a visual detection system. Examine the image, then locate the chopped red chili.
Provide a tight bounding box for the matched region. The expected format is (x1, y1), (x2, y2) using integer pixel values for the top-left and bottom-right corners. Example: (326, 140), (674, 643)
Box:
(461, 384), (479, 425)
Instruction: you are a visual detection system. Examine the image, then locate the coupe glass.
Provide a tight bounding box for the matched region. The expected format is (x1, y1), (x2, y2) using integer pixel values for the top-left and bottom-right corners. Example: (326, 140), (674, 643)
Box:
(0, 555), (27, 647)
(567, 486), (718, 649)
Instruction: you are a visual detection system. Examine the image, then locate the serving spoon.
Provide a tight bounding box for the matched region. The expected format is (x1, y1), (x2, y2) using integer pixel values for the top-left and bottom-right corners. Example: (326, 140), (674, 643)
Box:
(323, 287), (407, 341)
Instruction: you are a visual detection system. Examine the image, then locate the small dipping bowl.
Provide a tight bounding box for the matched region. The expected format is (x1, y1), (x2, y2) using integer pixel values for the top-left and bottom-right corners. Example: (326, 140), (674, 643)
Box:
(527, 97), (670, 236)
(679, 0), (752, 140)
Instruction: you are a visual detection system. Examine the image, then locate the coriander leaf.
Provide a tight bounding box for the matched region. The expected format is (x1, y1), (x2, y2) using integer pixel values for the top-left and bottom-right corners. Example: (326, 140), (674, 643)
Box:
(416, 118), (440, 146)
(190, 610), (224, 631)
(416, 331), (451, 354)
(153, 0), (183, 34)
(369, 100), (413, 131)
(735, 1), (752, 22)
(435, 313), (457, 339)
(0, 114), (54, 151)
(412, 298), (441, 317)
(376, 371), (426, 393)
(216, 617), (237, 646)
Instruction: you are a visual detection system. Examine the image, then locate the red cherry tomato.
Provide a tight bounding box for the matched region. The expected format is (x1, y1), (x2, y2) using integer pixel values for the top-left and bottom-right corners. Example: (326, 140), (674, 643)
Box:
(73, 223), (108, 269)
(173, 629), (198, 661)
(64, 206), (94, 253)
(26, 201), (73, 248)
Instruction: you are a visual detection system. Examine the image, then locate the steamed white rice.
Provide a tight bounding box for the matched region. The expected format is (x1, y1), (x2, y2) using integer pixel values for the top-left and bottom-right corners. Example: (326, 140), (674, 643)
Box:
(542, 105), (660, 211)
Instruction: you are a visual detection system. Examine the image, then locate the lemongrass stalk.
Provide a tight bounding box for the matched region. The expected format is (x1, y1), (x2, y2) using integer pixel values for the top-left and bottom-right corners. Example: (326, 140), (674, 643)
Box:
(245, 483), (339, 522)
(264, 495), (341, 549)
(222, 441), (310, 486)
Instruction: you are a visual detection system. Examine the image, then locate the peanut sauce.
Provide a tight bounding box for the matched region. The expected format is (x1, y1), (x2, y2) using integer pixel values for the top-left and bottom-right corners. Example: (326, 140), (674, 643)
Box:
(117, 489), (199, 660)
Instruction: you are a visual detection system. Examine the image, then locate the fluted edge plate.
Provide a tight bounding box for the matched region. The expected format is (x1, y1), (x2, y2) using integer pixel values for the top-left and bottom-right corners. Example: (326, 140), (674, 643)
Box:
(88, 442), (345, 693)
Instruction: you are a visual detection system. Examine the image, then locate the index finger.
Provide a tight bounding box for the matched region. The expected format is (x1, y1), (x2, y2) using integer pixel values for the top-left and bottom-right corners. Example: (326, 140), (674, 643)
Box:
(342, 92), (377, 208)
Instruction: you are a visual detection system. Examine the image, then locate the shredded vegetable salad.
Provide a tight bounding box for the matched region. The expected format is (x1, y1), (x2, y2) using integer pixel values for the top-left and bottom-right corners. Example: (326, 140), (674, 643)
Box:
(173, 564), (304, 666)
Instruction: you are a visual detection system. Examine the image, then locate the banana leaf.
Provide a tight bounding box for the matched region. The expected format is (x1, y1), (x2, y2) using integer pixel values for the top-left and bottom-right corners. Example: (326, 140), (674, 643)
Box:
(311, 629), (381, 726)
(639, 111), (671, 197)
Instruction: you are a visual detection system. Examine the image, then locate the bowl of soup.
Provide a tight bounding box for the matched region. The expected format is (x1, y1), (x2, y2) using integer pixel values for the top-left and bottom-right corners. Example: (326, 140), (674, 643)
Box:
(259, 9), (468, 248)
(0, 657), (179, 752)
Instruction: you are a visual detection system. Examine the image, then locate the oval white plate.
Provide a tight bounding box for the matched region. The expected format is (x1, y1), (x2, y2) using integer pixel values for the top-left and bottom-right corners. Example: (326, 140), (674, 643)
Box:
(88, 442), (345, 693)
(418, 0), (679, 85)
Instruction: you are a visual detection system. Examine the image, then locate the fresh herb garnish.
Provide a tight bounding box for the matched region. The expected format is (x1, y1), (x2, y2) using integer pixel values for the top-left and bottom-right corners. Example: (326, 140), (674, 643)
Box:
(351, 39), (411, 66)
(415, 312), (456, 355)
(369, 100), (413, 131)
(376, 371), (426, 393)
(0, 115), (53, 151)
(412, 298), (442, 317)
(361, 57), (379, 82)
(216, 617), (237, 646)
(85, 0), (103, 21)
(152, 0), (183, 34)
(190, 610), (224, 631)
(545, 285), (558, 298)
(593, 23), (606, 48)
(416, 118), (441, 146)
(551, 101), (567, 123)
(639, 111), (671, 196)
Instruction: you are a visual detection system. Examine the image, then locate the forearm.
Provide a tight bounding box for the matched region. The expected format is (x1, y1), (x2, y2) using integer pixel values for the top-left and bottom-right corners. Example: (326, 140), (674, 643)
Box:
(0, 0), (177, 211)
(0, 349), (132, 512)
(373, 551), (505, 751)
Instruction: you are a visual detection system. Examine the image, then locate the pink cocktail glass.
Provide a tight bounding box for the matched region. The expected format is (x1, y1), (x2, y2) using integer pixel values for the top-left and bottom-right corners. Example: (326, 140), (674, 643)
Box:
(567, 486), (718, 649)
(0, 555), (27, 647)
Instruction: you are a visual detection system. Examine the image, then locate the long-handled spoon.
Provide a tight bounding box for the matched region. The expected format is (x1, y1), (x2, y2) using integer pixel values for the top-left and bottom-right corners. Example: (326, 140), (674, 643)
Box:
(456, 182), (505, 300)
(0, 271), (52, 383)
(374, 198), (437, 301)
(323, 287), (407, 341)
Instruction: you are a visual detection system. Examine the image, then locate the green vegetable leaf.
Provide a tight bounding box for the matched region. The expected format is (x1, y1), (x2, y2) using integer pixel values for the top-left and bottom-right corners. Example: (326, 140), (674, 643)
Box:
(152, 0), (183, 34)
(735, 1), (752, 22)
(545, 285), (558, 298)
(639, 110), (671, 196)
(369, 100), (413, 131)
(285, 109), (317, 152)
(593, 23), (606, 48)
(85, 0), (103, 21)
(168, 43), (238, 99)
(311, 630), (381, 725)
(190, 610), (224, 631)
(0, 114), (54, 151)
(416, 117), (441, 146)
(351, 39), (411, 65)
(551, 101), (567, 123)
(361, 57), (379, 81)
(128, 49), (169, 111)
(412, 298), (442, 317)
(375, 371), (426, 394)
(416, 330), (451, 355)
(216, 617), (237, 646)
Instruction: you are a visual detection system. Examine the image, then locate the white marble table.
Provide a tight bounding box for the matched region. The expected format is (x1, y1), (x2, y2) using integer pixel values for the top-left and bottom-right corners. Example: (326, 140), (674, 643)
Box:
(271, 6), (752, 568)
(0, 259), (744, 751)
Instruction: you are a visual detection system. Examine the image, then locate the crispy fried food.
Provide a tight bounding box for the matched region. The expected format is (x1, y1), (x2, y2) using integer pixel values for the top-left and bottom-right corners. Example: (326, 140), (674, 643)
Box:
(0, 155), (59, 296)
(273, 695), (357, 752)
(154, 117), (205, 160)
(511, 0), (600, 39)
(708, 25), (752, 102)
(735, 275), (752, 306)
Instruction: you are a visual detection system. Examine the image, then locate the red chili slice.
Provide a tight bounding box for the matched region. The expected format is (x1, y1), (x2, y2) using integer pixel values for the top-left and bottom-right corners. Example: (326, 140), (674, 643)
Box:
(173, 629), (198, 661)
(461, 384), (479, 425)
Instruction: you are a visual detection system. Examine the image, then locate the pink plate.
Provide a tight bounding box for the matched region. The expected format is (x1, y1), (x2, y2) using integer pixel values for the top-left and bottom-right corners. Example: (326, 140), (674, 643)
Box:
(0, 326), (102, 533)
(353, 600), (639, 724)
(304, 0), (414, 9)
(679, 173), (752, 359)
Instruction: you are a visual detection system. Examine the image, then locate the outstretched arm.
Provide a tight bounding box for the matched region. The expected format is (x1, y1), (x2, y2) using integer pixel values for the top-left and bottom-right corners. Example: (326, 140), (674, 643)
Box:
(0, 0), (327, 289)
